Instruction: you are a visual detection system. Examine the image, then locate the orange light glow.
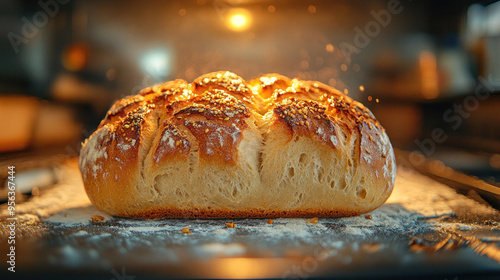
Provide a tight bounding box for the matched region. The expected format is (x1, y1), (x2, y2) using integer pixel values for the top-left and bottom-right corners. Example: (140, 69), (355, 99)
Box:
(216, 258), (265, 278)
(213, 258), (291, 279)
(419, 51), (439, 99)
(226, 9), (252, 32)
(325, 44), (334, 53)
(490, 154), (500, 169)
(62, 43), (88, 72)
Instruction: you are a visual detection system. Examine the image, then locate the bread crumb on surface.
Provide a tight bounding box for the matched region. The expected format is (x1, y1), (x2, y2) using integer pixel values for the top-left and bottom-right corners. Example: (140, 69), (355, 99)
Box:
(267, 219), (274, 224)
(226, 222), (236, 228)
(181, 228), (192, 234)
(309, 217), (318, 224)
(365, 215), (373, 220)
(91, 215), (105, 223)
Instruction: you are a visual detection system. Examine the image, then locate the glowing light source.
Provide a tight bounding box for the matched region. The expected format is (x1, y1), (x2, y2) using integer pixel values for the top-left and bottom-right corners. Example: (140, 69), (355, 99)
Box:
(490, 154), (500, 169)
(226, 8), (252, 32)
(300, 60), (309, 69)
(325, 44), (334, 52)
(62, 43), (88, 71)
(419, 51), (439, 99)
(212, 258), (290, 279)
(231, 15), (246, 27)
(106, 68), (116, 81)
(140, 48), (171, 79)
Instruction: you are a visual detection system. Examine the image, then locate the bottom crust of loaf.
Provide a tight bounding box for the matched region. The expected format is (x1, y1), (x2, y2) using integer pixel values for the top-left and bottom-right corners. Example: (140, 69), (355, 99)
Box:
(120, 207), (366, 219)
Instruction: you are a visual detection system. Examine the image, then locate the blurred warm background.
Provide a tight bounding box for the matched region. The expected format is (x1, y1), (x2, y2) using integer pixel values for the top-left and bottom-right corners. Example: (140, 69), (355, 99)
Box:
(0, 0), (499, 187)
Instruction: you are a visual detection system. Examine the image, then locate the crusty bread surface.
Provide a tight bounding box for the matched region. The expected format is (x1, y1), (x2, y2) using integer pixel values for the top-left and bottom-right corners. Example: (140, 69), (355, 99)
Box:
(79, 71), (396, 218)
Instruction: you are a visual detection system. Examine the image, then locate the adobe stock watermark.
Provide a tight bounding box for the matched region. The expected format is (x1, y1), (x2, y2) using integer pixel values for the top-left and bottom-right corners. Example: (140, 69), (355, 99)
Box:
(65, 128), (92, 160)
(281, 247), (332, 279)
(6, 166), (17, 273)
(130, 70), (168, 95)
(111, 267), (135, 280)
(409, 75), (500, 165)
(339, 0), (408, 63)
(212, 0), (234, 22)
(7, 0), (70, 54)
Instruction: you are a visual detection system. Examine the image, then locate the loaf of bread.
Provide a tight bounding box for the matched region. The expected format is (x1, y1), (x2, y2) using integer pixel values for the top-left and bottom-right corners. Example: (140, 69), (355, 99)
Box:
(79, 71), (396, 218)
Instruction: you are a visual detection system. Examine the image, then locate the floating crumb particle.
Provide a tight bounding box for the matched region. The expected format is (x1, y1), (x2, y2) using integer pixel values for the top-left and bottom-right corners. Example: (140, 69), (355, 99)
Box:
(226, 222), (236, 228)
(365, 215), (373, 220)
(268, 219), (274, 224)
(181, 228), (192, 234)
(309, 217), (318, 224)
(91, 215), (105, 223)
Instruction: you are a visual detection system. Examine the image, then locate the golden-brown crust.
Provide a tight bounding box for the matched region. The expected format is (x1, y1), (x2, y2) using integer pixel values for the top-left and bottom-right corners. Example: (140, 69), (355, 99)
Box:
(193, 71), (252, 97)
(139, 79), (190, 97)
(192, 71), (257, 109)
(153, 123), (191, 164)
(123, 207), (367, 219)
(251, 73), (291, 99)
(80, 71), (396, 219)
(273, 98), (340, 149)
(258, 79), (392, 188)
(99, 95), (145, 128)
(166, 89), (251, 164)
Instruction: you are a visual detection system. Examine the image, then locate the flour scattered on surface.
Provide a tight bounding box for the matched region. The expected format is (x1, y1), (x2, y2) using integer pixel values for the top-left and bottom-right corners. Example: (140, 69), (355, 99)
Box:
(123, 226), (175, 233)
(45, 206), (112, 226)
(31, 166), (496, 240)
(73, 230), (89, 236)
(343, 226), (373, 236)
(5, 162), (498, 253)
(196, 243), (246, 257)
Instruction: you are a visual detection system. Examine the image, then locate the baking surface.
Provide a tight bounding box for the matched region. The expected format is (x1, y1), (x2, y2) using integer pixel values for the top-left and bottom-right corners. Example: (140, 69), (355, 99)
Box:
(1, 159), (500, 279)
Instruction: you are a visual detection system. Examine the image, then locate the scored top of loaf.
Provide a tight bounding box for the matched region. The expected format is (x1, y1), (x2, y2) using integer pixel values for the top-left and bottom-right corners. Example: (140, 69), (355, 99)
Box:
(84, 71), (389, 169)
